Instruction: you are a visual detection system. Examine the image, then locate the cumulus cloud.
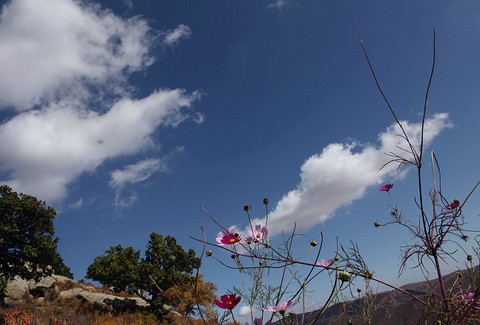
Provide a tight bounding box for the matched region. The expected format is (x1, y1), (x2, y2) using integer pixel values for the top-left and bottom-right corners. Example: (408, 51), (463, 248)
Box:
(0, 0), (154, 111)
(0, 89), (199, 202)
(248, 113), (452, 236)
(163, 24), (191, 47)
(238, 305), (253, 316)
(0, 0), (202, 203)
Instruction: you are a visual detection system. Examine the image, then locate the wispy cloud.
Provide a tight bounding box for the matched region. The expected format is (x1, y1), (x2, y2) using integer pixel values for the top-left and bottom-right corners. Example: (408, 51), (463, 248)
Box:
(267, 0), (296, 10)
(110, 158), (166, 190)
(248, 113), (452, 236)
(0, 0), (202, 203)
(67, 198), (83, 210)
(109, 158), (166, 208)
(163, 24), (191, 47)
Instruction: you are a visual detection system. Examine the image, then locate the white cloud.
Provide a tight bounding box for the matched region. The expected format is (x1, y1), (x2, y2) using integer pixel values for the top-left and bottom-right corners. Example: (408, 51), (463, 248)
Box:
(238, 305), (253, 317)
(0, 89), (200, 202)
(114, 190), (138, 209)
(267, 0), (294, 9)
(0, 0), (202, 203)
(0, 0), (154, 110)
(110, 158), (166, 189)
(163, 24), (191, 47)
(67, 198), (83, 210)
(249, 113), (452, 236)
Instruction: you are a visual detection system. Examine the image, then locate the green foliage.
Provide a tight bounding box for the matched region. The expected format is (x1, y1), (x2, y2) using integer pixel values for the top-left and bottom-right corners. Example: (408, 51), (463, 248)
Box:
(0, 185), (72, 281)
(85, 245), (141, 294)
(86, 233), (201, 320)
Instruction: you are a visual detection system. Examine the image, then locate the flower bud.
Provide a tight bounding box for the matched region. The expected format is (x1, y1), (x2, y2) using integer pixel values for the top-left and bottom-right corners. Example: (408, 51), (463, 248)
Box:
(206, 249), (212, 257)
(363, 270), (373, 279)
(467, 254), (473, 262)
(310, 240), (318, 247)
(244, 204), (251, 211)
(338, 270), (351, 282)
(263, 198), (269, 205)
(374, 222), (380, 228)
(357, 288), (362, 293)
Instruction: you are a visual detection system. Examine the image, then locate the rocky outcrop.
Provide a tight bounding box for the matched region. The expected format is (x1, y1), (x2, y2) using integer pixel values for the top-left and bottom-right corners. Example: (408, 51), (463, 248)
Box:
(59, 288), (148, 311)
(4, 274), (149, 311)
(4, 275), (30, 305)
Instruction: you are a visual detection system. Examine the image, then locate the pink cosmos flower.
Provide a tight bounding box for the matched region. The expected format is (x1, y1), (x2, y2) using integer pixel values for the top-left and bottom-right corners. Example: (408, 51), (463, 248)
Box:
(214, 294), (241, 310)
(459, 292), (475, 300)
(317, 258), (335, 268)
(262, 299), (296, 312)
(458, 292), (480, 310)
(246, 318), (273, 325)
(245, 225), (268, 242)
(446, 199), (460, 210)
(379, 183), (394, 192)
(216, 228), (242, 245)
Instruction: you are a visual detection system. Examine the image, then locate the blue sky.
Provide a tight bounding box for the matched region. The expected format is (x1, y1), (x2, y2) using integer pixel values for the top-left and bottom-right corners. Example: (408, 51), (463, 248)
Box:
(1, 0), (480, 320)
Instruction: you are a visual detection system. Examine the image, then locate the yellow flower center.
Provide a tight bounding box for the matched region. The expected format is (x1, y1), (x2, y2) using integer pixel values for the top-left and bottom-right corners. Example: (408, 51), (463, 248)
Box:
(229, 238), (236, 243)
(256, 234), (261, 238)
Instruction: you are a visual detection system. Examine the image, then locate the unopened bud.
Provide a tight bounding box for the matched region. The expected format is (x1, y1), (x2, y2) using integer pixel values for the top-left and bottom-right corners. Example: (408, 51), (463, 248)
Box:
(244, 204), (251, 211)
(263, 198), (269, 205)
(467, 255), (473, 262)
(206, 250), (212, 257)
(338, 270), (351, 282)
(374, 222), (380, 228)
(310, 240), (318, 247)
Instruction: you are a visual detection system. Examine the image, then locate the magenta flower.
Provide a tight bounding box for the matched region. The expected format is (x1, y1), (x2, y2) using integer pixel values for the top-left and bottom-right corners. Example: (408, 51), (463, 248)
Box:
(246, 318), (273, 325)
(446, 199), (460, 210)
(379, 183), (393, 192)
(216, 228), (242, 245)
(317, 258), (334, 268)
(459, 292), (475, 300)
(214, 294), (241, 310)
(458, 292), (480, 310)
(245, 225), (268, 242)
(262, 299), (296, 312)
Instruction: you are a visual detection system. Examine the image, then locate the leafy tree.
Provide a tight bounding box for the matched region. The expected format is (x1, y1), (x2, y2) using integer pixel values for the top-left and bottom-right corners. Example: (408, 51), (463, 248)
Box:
(0, 185), (73, 281)
(85, 245), (141, 292)
(164, 274), (218, 317)
(86, 233), (202, 319)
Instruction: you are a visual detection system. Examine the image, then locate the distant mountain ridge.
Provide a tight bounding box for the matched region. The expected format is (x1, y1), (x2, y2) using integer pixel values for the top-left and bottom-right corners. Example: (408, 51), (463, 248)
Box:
(288, 268), (480, 324)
